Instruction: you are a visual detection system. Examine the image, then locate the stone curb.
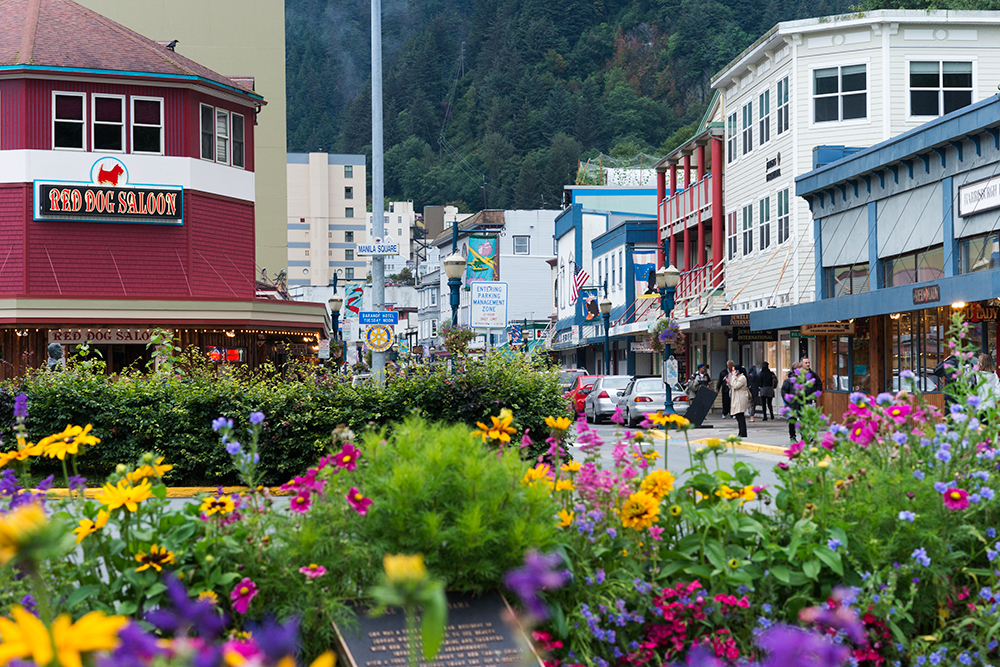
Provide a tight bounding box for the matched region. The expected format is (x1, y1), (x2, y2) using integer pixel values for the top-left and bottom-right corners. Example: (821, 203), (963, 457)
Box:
(688, 437), (786, 457)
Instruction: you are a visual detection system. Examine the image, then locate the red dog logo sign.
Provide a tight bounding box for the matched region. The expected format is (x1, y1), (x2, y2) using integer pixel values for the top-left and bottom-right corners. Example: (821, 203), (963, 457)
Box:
(96, 163), (124, 186)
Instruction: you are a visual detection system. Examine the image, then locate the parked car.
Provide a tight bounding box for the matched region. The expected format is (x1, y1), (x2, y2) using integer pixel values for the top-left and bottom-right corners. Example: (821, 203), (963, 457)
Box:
(558, 368), (591, 392)
(583, 375), (632, 423)
(565, 375), (601, 414)
(616, 377), (689, 427)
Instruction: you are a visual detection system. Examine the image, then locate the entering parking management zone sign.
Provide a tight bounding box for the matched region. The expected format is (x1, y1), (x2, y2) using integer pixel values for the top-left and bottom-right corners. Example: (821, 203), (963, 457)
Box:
(470, 281), (508, 329)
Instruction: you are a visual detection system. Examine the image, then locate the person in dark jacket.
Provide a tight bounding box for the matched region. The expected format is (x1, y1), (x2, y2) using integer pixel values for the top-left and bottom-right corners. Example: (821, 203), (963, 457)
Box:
(758, 361), (777, 421)
(717, 361), (733, 417)
(747, 365), (761, 422)
(781, 362), (802, 442)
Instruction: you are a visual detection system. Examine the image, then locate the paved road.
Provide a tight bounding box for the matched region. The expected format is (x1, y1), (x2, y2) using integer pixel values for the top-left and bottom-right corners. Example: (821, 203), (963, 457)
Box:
(566, 414), (787, 495)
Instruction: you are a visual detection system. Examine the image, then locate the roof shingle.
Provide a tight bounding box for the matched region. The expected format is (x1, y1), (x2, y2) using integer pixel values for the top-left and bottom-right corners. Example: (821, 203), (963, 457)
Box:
(0, 0), (260, 99)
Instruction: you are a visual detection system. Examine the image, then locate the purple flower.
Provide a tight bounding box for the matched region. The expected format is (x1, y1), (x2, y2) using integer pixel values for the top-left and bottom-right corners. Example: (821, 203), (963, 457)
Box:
(98, 623), (166, 667)
(913, 470), (925, 481)
(899, 511), (916, 522)
(827, 538), (842, 551)
(36, 475), (54, 491)
(19, 595), (37, 617)
(68, 475), (87, 492)
(225, 441), (241, 456)
(912, 547), (931, 567)
(758, 625), (849, 667)
(249, 412), (265, 425)
(146, 575), (227, 638)
(13, 393), (28, 418)
(934, 481), (949, 494)
(211, 417), (232, 432)
(248, 617), (299, 662)
(503, 550), (567, 619)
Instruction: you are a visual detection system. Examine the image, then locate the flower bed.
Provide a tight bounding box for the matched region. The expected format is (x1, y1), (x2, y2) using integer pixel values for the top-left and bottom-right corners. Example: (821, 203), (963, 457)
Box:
(1, 314), (999, 667)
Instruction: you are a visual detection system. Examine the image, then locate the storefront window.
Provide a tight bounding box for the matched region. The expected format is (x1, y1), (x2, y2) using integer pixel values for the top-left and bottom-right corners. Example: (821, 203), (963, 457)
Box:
(830, 336), (850, 391)
(853, 324), (871, 393)
(884, 246), (944, 287)
(886, 308), (946, 391)
(960, 232), (1000, 274)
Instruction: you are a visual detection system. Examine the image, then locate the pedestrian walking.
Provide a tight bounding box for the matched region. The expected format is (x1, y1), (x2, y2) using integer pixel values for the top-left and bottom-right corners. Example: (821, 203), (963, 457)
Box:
(747, 364), (761, 422)
(729, 365), (751, 438)
(800, 357), (823, 407)
(758, 361), (777, 421)
(977, 353), (1000, 411)
(781, 362), (802, 442)
(717, 361), (733, 417)
(688, 363), (712, 400)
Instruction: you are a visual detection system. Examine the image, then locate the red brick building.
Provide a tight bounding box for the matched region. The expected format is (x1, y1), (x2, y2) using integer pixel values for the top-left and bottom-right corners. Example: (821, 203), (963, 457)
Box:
(0, 0), (327, 376)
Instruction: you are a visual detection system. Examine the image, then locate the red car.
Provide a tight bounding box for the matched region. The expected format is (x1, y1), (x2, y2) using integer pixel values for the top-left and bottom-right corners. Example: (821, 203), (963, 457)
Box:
(564, 375), (601, 414)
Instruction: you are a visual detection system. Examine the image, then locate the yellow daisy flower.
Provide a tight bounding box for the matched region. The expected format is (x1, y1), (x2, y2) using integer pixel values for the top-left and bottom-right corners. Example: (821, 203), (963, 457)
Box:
(620, 490), (661, 530)
(96, 479), (154, 513)
(383, 554), (428, 585)
(473, 413), (517, 443)
(135, 545), (176, 572)
(72, 510), (109, 544)
(127, 457), (173, 483)
(0, 503), (48, 566)
(560, 461), (582, 473)
(556, 509), (574, 527)
(640, 470), (675, 500)
(554, 479), (574, 492)
(544, 416), (572, 431)
(200, 495), (236, 516)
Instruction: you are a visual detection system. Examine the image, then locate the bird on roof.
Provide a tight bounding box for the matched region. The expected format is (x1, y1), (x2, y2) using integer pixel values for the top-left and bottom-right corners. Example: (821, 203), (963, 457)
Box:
(165, 39), (178, 51)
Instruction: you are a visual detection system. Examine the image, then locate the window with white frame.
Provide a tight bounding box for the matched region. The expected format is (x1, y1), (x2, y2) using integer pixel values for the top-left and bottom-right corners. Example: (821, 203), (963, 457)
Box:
(596, 259), (601, 286)
(742, 205), (753, 256)
(611, 254), (616, 289)
(777, 76), (790, 134)
(727, 112), (738, 164)
(200, 104), (214, 159)
(814, 65), (867, 122)
(431, 319), (438, 336)
(345, 249), (354, 261)
(758, 90), (770, 145)
(619, 250), (623, 287)
(345, 207), (354, 217)
(777, 188), (791, 244)
(231, 114), (245, 168)
(431, 289), (437, 306)
(741, 101), (753, 155)
(54, 92), (86, 150)
(131, 97), (163, 154)
(345, 165), (353, 178)
(346, 267), (354, 280)
(910, 61), (973, 117)
(215, 109), (230, 164)
(345, 187), (354, 200)
(727, 211), (738, 260)
(92, 95), (124, 152)
(513, 235), (529, 255)
(759, 196), (771, 250)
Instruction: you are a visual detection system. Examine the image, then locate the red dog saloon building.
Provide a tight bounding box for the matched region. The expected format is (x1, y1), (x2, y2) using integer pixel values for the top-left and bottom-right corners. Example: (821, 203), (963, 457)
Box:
(0, 0), (327, 376)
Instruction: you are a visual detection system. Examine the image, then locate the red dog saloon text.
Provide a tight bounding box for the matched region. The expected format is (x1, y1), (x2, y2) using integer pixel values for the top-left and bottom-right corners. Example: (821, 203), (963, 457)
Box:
(40, 185), (181, 219)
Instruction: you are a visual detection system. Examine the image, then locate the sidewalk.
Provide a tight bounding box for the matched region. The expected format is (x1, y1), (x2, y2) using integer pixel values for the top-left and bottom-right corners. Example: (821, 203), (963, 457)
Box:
(683, 413), (795, 456)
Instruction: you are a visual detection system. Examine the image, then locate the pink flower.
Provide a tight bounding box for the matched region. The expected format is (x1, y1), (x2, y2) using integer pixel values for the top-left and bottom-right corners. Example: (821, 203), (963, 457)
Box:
(943, 487), (970, 511)
(784, 441), (804, 459)
(230, 577), (258, 613)
(334, 443), (360, 471)
(520, 429), (533, 450)
(847, 420), (877, 448)
(886, 404), (911, 425)
(289, 493), (312, 514)
(648, 525), (664, 541)
(820, 432), (837, 450)
(317, 454), (336, 470)
(299, 563), (327, 579)
(346, 487), (373, 515)
(610, 406), (625, 424)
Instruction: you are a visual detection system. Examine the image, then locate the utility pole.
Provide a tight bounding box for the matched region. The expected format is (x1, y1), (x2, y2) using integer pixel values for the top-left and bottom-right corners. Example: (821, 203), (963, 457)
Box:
(371, 0), (386, 381)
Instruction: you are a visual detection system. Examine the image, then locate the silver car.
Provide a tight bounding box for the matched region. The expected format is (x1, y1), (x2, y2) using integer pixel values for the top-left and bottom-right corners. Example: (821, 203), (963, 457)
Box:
(583, 375), (632, 423)
(617, 377), (688, 427)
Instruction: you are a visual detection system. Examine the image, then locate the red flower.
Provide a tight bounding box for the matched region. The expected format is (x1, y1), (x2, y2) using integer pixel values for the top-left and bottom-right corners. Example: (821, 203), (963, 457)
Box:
(289, 492), (312, 514)
(942, 487), (970, 511)
(346, 487), (372, 515)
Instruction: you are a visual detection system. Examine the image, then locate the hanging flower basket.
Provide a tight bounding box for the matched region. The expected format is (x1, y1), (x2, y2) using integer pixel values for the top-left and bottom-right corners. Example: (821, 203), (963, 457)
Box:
(647, 318), (685, 353)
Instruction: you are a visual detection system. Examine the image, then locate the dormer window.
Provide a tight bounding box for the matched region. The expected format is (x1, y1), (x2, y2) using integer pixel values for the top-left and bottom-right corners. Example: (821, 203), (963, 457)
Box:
(53, 92), (86, 150)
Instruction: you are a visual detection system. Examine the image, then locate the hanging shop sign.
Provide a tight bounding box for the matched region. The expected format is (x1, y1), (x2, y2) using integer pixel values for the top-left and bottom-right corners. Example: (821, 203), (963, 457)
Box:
(35, 158), (183, 225)
(801, 322), (856, 335)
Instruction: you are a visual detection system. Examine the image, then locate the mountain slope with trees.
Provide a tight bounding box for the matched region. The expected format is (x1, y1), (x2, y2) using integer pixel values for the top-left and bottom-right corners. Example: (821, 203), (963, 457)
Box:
(286, 0), (858, 212)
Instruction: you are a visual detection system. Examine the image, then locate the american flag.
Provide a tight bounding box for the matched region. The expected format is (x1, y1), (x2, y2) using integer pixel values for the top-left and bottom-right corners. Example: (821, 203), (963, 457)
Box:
(571, 262), (590, 304)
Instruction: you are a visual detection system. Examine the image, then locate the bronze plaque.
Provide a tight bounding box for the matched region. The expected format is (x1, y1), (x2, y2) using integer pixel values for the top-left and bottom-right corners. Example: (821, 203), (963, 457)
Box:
(334, 591), (541, 667)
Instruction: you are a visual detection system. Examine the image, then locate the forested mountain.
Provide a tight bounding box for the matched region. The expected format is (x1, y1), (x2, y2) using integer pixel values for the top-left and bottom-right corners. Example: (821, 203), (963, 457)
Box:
(285, 0), (860, 212)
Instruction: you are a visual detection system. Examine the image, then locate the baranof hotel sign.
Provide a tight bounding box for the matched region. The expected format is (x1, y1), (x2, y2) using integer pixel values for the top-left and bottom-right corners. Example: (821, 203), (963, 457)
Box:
(959, 175), (1000, 217)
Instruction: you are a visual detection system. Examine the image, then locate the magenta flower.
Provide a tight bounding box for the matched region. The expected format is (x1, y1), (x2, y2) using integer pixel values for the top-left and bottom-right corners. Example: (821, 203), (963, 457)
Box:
(943, 487), (970, 511)
(346, 487), (372, 515)
(886, 404), (911, 425)
(289, 493), (312, 514)
(784, 440), (804, 459)
(847, 420), (877, 447)
(610, 406), (625, 424)
(820, 432), (837, 450)
(230, 577), (258, 614)
(299, 564), (327, 579)
(520, 429), (533, 450)
(648, 525), (664, 541)
(334, 443), (360, 471)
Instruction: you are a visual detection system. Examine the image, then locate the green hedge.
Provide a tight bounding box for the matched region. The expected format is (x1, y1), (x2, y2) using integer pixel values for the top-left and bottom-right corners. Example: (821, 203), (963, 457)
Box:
(2, 352), (569, 485)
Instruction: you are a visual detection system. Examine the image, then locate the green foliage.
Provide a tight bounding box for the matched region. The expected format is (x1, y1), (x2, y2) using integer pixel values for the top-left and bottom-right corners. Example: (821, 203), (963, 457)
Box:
(5, 352), (566, 485)
(353, 417), (559, 590)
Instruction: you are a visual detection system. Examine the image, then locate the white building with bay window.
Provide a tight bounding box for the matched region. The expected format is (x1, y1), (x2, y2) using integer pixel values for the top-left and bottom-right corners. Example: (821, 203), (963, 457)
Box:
(712, 9), (1000, 328)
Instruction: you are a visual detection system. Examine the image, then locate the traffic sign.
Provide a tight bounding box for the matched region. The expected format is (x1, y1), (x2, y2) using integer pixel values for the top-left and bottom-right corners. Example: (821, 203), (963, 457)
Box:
(365, 324), (394, 352)
(359, 311), (399, 325)
(318, 339), (330, 359)
(470, 281), (508, 329)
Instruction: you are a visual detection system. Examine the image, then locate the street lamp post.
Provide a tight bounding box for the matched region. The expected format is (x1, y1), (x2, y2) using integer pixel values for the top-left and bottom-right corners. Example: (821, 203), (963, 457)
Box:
(655, 263), (681, 413)
(443, 253), (467, 327)
(328, 295), (344, 341)
(599, 294), (612, 375)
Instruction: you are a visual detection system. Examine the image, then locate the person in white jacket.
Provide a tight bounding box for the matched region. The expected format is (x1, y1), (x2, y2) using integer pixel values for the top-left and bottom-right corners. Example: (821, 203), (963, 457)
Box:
(977, 353), (1000, 412)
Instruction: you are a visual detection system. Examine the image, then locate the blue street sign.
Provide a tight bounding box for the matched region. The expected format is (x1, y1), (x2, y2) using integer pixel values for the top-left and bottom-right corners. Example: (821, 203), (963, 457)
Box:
(359, 311), (399, 325)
